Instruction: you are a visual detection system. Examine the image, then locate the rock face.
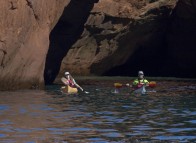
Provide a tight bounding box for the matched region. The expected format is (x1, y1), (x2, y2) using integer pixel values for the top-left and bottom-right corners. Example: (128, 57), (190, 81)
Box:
(0, 0), (70, 90)
(59, 0), (196, 78)
(0, 0), (196, 90)
(59, 0), (177, 76)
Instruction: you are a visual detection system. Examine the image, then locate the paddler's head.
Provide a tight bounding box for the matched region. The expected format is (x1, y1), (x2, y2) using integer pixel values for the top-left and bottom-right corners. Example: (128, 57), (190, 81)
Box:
(138, 71), (144, 79)
(64, 72), (70, 78)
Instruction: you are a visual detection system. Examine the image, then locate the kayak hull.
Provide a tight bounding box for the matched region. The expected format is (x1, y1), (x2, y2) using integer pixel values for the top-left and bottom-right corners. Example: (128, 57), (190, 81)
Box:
(133, 86), (156, 95)
(133, 85), (146, 95)
(61, 86), (78, 94)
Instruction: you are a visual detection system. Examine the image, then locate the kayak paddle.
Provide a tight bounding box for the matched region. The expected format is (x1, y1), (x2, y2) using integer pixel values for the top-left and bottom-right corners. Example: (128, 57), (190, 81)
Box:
(149, 81), (157, 88)
(83, 90), (90, 94)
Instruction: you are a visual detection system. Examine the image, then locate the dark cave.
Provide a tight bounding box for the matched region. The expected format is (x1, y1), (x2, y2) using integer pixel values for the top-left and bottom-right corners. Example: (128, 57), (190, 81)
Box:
(44, 0), (196, 82)
(104, 1), (196, 78)
(44, 0), (98, 85)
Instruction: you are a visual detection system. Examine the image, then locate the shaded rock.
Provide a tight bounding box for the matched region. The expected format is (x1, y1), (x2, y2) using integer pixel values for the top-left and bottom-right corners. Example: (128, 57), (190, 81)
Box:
(59, 0), (196, 78)
(105, 0), (196, 77)
(44, 0), (99, 84)
(166, 0), (196, 77)
(59, 0), (178, 76)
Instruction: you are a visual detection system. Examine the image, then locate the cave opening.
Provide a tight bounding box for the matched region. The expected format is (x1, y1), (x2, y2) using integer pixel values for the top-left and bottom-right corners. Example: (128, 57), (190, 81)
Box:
(103, 18), (171, 77)
(103, 42), (169, 77)
(104, 0), (196, 78)
(44, 0), (98, 85)
(103, 29), (196, 78)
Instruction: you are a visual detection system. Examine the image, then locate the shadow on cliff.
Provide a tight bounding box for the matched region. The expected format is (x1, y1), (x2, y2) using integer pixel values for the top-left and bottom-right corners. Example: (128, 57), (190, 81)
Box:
(44, 0), (98, 85)
(104, 0), (196, 78)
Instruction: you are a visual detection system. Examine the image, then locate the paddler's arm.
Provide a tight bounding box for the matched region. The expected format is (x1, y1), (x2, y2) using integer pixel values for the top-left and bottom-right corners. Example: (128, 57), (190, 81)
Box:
(61, 77), (69, 85)
(144, 79), (149, 86)
(75, 83), (84, 91)
(126, 83), (132, 87)
(132, 80), (139, 88)
(72, 79), (84, 91)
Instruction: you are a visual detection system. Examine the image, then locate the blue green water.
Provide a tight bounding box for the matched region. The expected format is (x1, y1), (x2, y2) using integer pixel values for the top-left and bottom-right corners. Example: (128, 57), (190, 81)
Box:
(0, 83), (196, 143)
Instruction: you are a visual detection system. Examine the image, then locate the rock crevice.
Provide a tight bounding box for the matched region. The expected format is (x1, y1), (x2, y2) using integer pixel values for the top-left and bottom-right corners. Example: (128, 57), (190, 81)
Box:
(44, 0), (98, 84)
(26, 0), (39, 21)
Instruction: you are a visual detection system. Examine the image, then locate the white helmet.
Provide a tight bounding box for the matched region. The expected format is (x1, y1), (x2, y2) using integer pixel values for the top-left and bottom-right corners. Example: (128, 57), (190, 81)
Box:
(138, 71), (144, 75)
(64, 72), (70, 76)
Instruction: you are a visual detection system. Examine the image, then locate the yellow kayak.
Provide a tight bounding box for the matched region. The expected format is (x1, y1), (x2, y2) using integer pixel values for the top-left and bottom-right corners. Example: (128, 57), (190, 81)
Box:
(61, 85), (78, 94)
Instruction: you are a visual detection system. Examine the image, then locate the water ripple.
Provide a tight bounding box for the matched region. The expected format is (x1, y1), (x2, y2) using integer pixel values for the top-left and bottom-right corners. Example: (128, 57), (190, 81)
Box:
(0, 84), (196, 142)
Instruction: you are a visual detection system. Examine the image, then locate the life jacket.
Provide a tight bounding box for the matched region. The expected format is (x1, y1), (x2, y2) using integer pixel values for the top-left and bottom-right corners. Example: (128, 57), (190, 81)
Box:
(133, 78), (149, 89)
(68, 80), (76, 88)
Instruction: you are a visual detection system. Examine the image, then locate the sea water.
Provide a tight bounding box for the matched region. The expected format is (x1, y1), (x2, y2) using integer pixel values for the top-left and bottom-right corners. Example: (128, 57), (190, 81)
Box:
(0, 80), (196, 143)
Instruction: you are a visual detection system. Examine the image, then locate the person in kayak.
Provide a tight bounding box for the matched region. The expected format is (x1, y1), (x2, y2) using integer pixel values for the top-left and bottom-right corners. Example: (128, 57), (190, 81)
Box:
(126, 71), (149, 89)
(62, 72), (84, 91)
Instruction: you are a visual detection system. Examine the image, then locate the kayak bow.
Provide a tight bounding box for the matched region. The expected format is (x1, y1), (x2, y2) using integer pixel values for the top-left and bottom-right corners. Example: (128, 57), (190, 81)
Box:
(61, 86), (78, 94)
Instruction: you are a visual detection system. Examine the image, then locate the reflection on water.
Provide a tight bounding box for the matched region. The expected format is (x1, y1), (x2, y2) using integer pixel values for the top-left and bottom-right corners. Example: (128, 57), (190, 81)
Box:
(0, 83), (196, 143)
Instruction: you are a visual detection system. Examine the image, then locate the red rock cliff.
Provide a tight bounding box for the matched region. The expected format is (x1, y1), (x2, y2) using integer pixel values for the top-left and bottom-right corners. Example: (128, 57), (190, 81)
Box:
(59, 0), (178, 76)
(0, 0), (196, 90)
(0, 0), (70, 90)
(58, 0), (196, 78)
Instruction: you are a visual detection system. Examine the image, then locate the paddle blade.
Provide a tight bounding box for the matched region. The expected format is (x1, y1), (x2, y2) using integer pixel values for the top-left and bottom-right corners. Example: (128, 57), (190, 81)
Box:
(61, 77), (67, 84)
(149, 81), (156, 88)
(114, 83), (123, 88)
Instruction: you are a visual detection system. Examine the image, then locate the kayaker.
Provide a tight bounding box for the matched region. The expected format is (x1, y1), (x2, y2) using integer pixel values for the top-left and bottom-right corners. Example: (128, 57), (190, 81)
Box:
(62, 72), (84, 91)
(126, 71), (149, 89)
